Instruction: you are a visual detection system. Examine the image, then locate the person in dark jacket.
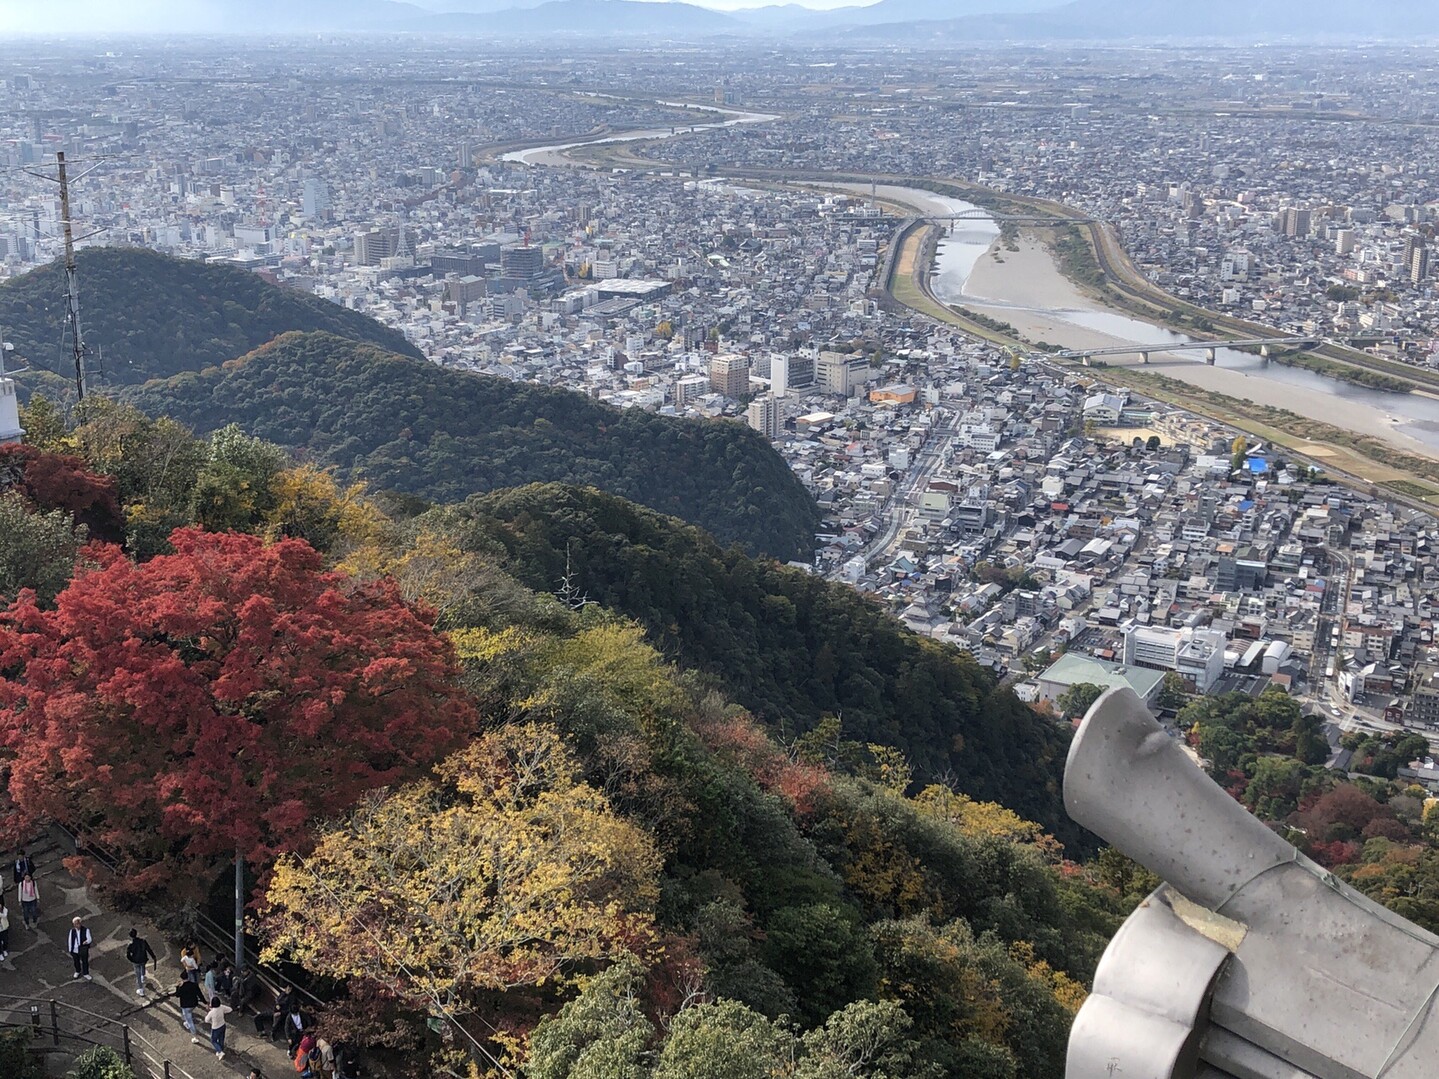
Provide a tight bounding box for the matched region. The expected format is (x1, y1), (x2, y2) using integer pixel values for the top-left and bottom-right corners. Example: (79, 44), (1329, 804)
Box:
(126, 928), (158, 996)
(177, 977), (203, 1042)
(269, 984), (295, 1041)
(67, 917), (92, 980)
(283, 1003), (313, 1055)
(11, 850), (34, 888)
(230, 965), (258, 1013)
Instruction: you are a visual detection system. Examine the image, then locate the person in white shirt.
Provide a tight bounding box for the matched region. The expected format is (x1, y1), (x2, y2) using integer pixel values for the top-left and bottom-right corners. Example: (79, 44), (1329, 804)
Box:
(67, 917), (92, 980)
(17, 873), (38, 929)
(205, 996), (233, 1061)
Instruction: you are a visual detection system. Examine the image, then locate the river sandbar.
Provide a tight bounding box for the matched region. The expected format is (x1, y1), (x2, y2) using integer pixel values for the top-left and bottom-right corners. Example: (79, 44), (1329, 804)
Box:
(960, 235), (1439, 457)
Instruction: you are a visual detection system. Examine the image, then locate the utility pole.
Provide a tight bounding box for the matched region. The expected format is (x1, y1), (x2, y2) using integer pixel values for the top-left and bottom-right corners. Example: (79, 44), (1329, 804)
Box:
(23, 152), (102, 402)
(234, 850), (245, 976)
(56, 152), (86, 401)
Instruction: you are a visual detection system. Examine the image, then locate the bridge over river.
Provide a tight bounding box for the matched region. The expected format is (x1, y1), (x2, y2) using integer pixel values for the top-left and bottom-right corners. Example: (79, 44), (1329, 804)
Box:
(1057, 335), (1323, 366)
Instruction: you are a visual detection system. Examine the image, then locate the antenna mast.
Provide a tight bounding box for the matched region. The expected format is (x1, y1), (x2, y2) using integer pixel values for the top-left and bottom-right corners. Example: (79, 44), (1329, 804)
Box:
(56, 152), (86, 401)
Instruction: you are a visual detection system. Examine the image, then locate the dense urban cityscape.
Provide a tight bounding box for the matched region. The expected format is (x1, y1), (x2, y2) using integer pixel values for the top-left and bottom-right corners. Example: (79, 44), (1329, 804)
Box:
(5, 40), (1437, 742)
(4, 19), (1439, 1079)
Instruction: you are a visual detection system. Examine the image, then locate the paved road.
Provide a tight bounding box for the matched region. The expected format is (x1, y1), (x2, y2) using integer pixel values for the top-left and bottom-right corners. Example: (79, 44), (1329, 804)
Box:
(840, 408), (962, 575)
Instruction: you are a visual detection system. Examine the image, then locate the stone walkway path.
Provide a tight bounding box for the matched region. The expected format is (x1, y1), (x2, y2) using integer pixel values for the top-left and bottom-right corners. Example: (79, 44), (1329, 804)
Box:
(1, 833), (299, 1078)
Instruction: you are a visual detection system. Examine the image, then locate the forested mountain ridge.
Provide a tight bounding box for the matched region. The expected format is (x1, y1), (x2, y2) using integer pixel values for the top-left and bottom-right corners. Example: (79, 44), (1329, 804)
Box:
(127, 330), (821, 560)
(430, 482), (1081, 848)
(0, 247), (422, 391)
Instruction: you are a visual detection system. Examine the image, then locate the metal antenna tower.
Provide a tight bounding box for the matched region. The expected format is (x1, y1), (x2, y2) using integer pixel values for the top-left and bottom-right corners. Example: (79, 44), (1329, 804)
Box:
(57, 152), (86, 401)
(22, 151), (106, 402)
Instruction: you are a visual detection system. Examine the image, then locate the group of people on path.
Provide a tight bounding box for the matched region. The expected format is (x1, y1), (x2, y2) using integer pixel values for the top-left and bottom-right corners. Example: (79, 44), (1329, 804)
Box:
(0, 850), (49, 967)
(174, 939), (266, 1062)
(0, 850), (43, 964)
(268, 983), (356, 1078)
(175, 945), (353, 1074)
(5, 847), (358, 1075)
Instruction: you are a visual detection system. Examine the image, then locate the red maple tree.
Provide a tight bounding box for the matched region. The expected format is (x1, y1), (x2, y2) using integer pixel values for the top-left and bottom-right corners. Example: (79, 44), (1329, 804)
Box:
(0, 443), (124, 543)
(0, 528), (477, 896)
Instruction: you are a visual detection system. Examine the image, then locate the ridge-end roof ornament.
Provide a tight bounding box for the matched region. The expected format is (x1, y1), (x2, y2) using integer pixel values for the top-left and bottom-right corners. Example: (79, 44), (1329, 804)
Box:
(1065, 687), (1439, 1079)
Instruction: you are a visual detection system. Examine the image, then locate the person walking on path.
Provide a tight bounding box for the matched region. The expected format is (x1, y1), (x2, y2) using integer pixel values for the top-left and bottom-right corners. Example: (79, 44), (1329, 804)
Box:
(205, 995), (233, 1061)
(17, 873), (38, 929)
(176, 977), (202, 1042)
(125, 928), (158, 996)
(0, 898), (10, 961)
(67, 916), (92, 980)
(11, 850), (34, 888)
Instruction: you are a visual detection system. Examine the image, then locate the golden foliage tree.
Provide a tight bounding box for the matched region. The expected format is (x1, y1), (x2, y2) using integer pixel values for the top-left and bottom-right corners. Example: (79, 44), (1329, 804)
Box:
(261, 722), (661, 1008)
(265, 464), (385, 552)
(911, 785), (1044, 845)
(340, 528), (535, 631)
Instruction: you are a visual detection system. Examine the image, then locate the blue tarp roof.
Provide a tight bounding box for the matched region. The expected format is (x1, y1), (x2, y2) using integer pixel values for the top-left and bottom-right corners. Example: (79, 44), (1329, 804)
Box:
(1247, 457), (1269, 473)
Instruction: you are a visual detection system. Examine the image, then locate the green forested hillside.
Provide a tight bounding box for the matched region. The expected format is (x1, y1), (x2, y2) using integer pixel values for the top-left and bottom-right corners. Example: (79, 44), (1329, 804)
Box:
(127, 331), (820, 560)
(430, 482), (1080, 846)
(2, 430), (1128, 1079)
(0, 247), (421, 390)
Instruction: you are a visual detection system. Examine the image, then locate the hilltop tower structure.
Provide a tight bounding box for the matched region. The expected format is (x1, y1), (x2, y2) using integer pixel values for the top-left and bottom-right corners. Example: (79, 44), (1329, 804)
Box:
(0, 356), (23, 444)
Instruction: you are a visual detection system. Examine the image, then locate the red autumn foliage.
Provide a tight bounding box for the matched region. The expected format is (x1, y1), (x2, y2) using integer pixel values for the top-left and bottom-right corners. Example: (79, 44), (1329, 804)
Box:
(692, 710), (831, 817)
(0, 528), (477, 897)
(1307, 839), (1362, 869)
(1290, 784), (1398, 845)
(0, 443), (124, 542)
(643, 931), (706, 1017)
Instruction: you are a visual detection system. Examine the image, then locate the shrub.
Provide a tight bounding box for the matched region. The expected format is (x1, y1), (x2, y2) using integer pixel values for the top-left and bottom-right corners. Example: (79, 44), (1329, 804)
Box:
(67, 1046), (137, 1079)
(0, 1027), (43, 1079)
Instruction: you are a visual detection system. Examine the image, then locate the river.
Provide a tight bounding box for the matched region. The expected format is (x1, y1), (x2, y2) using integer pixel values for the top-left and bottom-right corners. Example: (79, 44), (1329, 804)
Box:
(504, 133), (1439, 456)
(832, 183), (1439, 455)
(501, 102), (778, 166)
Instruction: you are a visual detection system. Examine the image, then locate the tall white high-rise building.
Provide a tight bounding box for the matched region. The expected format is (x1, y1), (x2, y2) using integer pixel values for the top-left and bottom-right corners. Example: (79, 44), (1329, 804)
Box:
(771, 354), (790, 398)
(747, 394), (781, 440)
(302, 179), (330, 221)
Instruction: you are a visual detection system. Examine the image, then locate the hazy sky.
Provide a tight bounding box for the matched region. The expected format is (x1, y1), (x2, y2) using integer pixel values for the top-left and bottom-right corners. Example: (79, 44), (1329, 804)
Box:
(0, 0), (883, 33)
(678, 0), (876, 8)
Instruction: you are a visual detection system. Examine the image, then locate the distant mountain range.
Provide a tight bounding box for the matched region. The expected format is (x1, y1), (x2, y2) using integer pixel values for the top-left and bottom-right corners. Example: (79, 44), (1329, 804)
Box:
(13, 0), (1439, 38)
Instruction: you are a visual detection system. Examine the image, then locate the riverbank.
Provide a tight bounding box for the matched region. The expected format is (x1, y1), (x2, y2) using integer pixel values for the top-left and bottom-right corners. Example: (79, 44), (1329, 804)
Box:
(959, 234), (1439, 456)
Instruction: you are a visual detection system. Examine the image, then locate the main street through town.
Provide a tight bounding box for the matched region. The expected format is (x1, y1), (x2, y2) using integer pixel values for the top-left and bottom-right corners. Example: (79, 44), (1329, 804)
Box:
(840, 407), (963, 576)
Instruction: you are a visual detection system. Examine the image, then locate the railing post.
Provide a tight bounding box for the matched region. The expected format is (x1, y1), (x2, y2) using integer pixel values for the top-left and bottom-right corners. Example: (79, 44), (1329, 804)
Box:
(49, 999), (59, 1046)
(123, 1024), (131, 1063)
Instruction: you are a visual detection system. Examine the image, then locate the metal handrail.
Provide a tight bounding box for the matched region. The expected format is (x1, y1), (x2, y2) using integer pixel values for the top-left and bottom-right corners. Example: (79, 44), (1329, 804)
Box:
(0, 993), (202, 1079)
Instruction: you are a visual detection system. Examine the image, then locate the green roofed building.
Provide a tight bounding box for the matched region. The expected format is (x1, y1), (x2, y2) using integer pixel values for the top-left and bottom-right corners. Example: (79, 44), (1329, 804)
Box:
(1035, 653), (1165, 710)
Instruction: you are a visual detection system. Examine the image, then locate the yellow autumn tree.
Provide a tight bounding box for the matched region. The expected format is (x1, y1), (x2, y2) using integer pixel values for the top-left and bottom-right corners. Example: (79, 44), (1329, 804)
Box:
(340, 528), (535, 630)
(1011, 941), (1087, 1015)
(261, 722), (661, 1008)
(265, 464), (385, 553)
(911, 785), (1044, 845)
(508, 623), (698, 844)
